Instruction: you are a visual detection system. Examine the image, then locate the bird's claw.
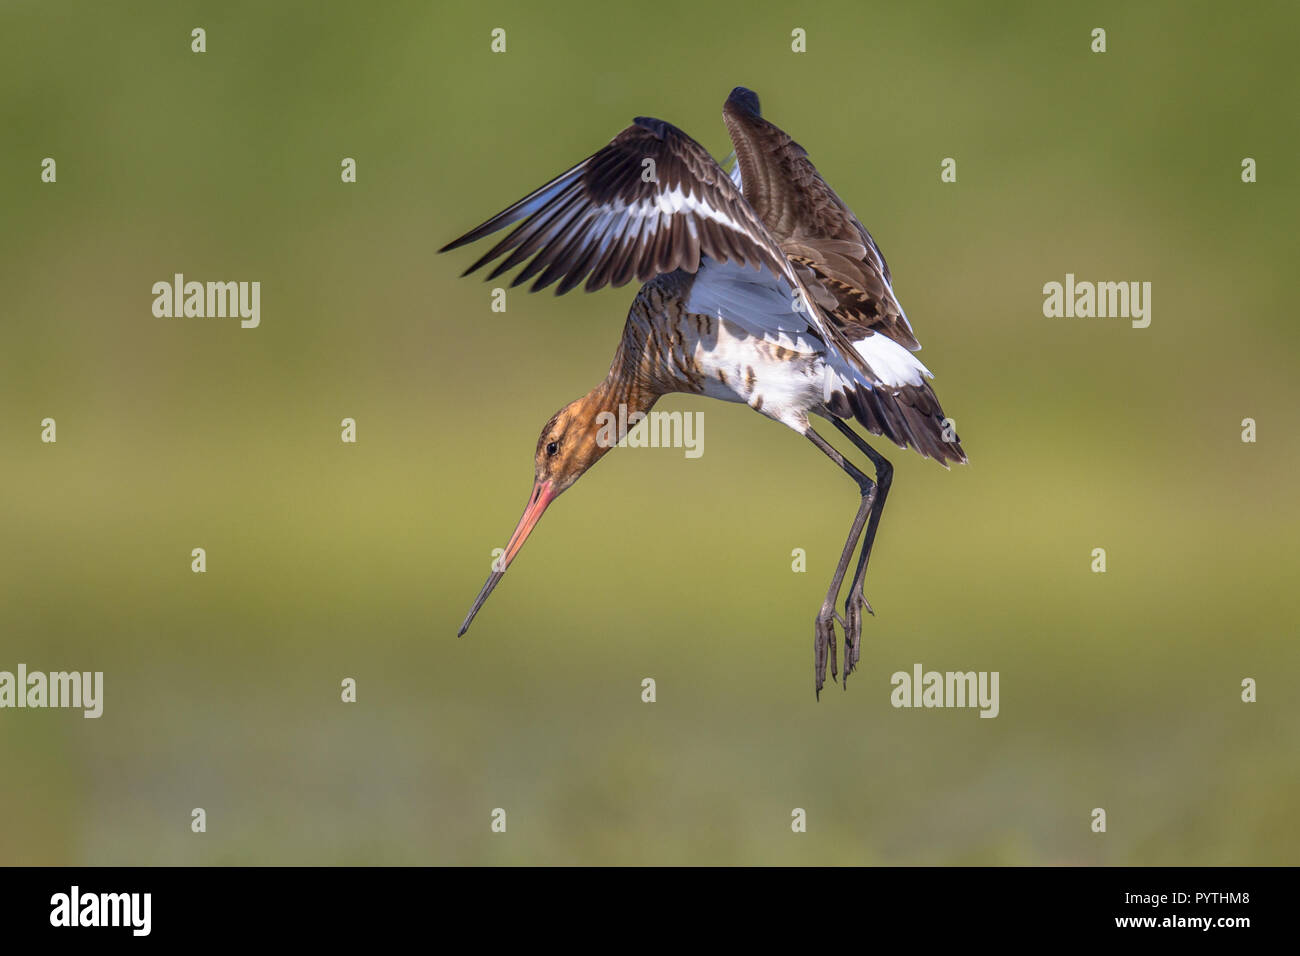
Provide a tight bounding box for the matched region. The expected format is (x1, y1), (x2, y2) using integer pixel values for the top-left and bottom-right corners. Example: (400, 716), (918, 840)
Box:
(842, 598), (863, 688)
(814, 612), (837, 699)
(848, 587), (874, 618)
(816, 589), (874, 695)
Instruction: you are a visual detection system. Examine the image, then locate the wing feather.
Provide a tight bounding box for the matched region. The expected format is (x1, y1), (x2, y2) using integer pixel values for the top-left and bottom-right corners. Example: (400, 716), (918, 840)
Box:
(723, 87), (921, 352)
(440, 117), (789, 293)
(442, 111), (882, 388)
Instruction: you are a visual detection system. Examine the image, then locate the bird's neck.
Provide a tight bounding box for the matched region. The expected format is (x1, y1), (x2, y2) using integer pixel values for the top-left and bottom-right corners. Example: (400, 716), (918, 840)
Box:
(568, 315), (665, 452)
(581, 371), (659, 443)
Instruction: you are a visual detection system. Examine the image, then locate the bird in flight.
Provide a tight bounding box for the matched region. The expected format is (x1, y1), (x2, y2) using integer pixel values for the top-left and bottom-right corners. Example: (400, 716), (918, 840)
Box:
(441, 87), (966, 696)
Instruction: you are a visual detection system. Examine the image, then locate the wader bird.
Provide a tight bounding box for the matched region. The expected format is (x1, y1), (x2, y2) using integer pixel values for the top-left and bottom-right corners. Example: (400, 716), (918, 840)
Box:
(442, 87), (966, 695)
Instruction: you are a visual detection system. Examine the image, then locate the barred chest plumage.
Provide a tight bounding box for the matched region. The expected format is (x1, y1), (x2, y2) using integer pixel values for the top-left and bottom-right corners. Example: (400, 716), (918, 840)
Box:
(621, 276), (828, 430)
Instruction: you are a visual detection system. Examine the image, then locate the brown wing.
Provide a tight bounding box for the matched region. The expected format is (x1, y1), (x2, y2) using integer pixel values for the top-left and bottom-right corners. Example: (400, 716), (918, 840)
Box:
(439, 116), (793, 295)
(722, 87), (921, 351)
(440, 115), (876, 384)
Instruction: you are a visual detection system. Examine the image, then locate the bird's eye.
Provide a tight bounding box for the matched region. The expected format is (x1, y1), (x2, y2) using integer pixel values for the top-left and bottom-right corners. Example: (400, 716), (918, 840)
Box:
(545, 441), (559, 457)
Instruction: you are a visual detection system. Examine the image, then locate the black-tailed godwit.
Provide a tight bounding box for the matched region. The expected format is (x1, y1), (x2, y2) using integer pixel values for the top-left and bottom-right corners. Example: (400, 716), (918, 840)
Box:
(442, 87), (966, 695)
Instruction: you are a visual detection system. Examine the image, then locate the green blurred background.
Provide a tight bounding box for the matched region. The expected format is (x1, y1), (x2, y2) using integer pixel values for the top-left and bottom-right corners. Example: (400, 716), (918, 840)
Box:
(1, 0), (1296, 865)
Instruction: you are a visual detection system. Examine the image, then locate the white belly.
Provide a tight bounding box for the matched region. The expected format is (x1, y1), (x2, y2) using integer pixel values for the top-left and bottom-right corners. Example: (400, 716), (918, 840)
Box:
(689, 315), (827, 430)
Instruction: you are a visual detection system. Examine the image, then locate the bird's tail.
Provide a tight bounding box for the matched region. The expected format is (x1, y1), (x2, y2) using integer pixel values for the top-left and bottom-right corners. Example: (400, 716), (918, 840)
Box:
(827, 381), (967, 467)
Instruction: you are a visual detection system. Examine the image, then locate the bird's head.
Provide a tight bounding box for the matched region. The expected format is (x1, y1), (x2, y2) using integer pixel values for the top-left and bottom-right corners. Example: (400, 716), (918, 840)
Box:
(457, 392), (617, 637)
(531, 395), (613, 497)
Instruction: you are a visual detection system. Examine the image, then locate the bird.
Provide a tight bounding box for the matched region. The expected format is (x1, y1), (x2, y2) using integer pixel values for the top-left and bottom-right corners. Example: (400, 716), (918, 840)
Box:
(441, 86), (966, 696)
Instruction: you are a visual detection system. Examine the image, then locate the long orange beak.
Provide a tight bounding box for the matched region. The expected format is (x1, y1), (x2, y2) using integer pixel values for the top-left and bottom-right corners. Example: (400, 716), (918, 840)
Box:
(457, 479), (558, 637)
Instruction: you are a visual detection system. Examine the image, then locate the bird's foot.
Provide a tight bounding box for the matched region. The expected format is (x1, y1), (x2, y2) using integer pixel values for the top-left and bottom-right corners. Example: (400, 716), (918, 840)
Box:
(814, 610), (838, 700)
(840, 588), (872, 688)
(842, 599), (862, 688)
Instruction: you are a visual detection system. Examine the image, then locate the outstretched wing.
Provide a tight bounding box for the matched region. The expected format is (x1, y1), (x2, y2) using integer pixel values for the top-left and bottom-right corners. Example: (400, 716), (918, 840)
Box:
(439, 117), (793, 296)
(722, 87), (921, 352)
(439, 115), (876, 385)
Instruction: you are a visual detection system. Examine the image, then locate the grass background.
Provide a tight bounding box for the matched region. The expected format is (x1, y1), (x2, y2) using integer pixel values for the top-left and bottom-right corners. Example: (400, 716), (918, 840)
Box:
(1, 0), (1296, 864)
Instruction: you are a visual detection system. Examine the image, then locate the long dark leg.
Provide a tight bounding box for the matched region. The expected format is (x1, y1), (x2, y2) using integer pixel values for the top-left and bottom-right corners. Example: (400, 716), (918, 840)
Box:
(805, 427), (877, 698)
(830, 418), (893, 684)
